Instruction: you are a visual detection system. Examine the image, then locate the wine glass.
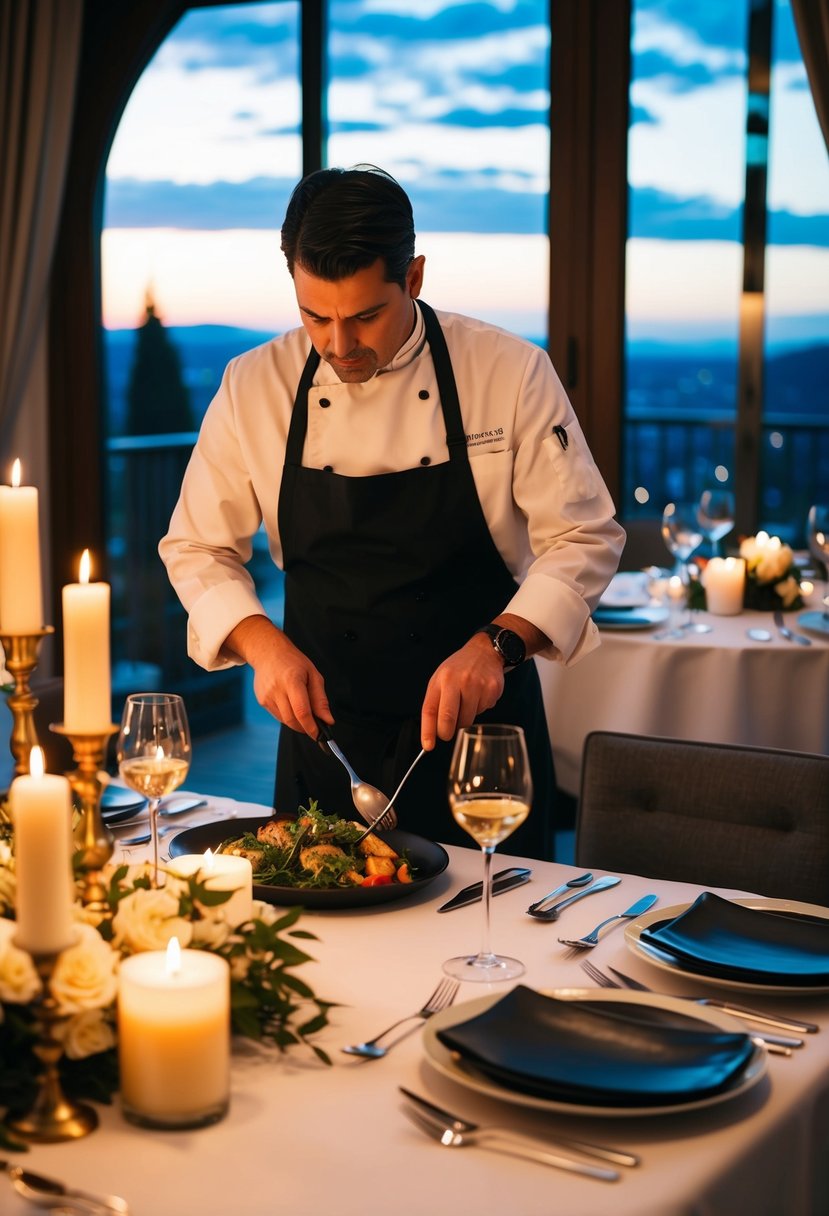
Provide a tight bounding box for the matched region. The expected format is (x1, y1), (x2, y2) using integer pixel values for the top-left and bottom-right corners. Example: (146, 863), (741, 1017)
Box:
(443, 724), (533, 982)
(697, 488), (735, 556)
(117, 693), (191, 885)
(807, 505), (829, 618)
(661, 502), (711, 633)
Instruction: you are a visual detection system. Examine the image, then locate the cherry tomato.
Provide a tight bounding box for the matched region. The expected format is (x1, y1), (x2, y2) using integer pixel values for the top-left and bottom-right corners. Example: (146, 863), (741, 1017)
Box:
(361, 874), (393, 887)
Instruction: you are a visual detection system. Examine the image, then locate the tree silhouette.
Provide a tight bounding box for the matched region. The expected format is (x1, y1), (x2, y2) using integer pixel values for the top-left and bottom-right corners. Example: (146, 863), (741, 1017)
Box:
(125, 291), (195, 435)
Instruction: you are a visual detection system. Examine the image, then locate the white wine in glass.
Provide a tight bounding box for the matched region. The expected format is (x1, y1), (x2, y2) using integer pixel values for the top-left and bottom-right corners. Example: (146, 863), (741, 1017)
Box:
(117, 693), (191, 884)
(443, 724), (532, 983)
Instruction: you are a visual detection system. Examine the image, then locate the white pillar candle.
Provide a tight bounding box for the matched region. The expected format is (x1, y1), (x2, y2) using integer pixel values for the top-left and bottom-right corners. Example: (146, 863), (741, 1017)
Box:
(118, 937), (230, 1128)
(11, 747), (76, 955)
(168, 850), (254, 927)
(62, 550), (111, 732)
(704, 557), (746, 616)
(0, 460), (44, 633)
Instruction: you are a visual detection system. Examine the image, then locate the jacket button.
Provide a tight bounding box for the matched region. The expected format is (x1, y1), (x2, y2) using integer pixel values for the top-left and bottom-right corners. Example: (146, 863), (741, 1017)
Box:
(409, 631), (422, 643)
(319, 397), (331, 408)
(420, 456), (431, 466)
(415, 590), (428, 603)
(323, 464), (334, 472)
(418, 389), (430, 400)
(343, 630), (358, 641)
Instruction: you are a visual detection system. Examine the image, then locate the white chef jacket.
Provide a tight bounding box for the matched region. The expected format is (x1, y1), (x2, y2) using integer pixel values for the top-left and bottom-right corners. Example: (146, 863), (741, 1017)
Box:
(159, 305), (625, 672)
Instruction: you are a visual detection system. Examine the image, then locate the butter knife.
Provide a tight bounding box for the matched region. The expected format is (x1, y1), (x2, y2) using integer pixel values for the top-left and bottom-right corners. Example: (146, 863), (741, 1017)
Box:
(437, 867), (532, 912)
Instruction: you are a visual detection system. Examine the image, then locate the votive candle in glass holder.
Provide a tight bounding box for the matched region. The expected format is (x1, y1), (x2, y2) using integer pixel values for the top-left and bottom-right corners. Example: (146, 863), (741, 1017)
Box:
(704, 557), (746, 616)
(117, 937), (230, 1129)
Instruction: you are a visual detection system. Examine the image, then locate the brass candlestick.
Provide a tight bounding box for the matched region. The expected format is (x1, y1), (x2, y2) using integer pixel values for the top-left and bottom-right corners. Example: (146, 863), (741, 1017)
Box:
(4, 946), (98, 1142)
(51, 724), (118, 915)
(0, 627), (54, 783)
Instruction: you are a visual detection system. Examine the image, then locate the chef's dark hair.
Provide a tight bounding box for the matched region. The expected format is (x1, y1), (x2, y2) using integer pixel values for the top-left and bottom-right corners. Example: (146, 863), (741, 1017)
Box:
(281, 165), (415, 287)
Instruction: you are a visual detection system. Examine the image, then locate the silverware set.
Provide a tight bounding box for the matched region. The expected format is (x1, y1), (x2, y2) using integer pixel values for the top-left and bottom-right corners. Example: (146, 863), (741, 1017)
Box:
(773, 608), (812, 646)
(399, 1088), (639, 1181)
(580, 958), (815, 1055)
(558, 894), (658, 949)
(1, 1160), (129, 1214)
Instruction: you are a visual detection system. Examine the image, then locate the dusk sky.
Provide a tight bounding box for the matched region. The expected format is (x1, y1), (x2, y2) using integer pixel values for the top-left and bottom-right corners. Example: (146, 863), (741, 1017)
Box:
(101, 0), (828, 348)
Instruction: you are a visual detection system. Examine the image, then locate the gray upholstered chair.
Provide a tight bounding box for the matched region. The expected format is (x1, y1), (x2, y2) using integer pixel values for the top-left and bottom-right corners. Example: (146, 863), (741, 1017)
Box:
(575, 731), (829, 906)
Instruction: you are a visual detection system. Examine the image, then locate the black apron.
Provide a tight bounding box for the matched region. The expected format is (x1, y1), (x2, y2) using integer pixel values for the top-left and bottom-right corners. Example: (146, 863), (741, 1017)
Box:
(274, 301), (556, 858)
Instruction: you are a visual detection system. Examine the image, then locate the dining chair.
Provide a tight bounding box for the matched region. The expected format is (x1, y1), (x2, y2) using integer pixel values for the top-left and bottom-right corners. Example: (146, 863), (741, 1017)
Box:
(575, 731), (829, 906)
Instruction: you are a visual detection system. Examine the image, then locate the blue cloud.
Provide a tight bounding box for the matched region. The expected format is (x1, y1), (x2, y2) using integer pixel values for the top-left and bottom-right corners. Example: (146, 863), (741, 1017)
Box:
(630, 186), (829, 247)
(632, 47), (743, 92)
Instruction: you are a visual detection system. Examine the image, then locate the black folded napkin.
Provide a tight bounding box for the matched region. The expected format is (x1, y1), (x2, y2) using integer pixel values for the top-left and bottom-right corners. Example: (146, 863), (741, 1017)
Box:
(436, 985), (754, 1108)
(640, 892), (829, 986)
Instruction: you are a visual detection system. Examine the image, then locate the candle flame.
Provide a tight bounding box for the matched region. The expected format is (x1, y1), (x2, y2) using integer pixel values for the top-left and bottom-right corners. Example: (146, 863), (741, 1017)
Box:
(165, 935), (182, 977)
(11, 459), (21, 488)
(29, 746), (45, 778)
(203, 848), (215, 872)
(79, 549), (91, 584)
(154, 744), (165, 761)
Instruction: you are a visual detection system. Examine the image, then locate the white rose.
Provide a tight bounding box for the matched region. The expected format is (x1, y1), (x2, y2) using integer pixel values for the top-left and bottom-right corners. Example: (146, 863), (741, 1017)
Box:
(61, 1008), (117, 1060)
(0, 917), (41, 1004)
(50, 923), (118, 1014)
(250, 899), (281, 926)
(190, 914), (231, 948)
(112, 887), (193, 954)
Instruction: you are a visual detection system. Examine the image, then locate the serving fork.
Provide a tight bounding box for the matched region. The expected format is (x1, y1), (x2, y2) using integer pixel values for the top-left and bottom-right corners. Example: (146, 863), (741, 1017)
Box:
(579, 959), (807, 1053)
(342, 977), (459, 1058)
(399, 1088), (637, 1180)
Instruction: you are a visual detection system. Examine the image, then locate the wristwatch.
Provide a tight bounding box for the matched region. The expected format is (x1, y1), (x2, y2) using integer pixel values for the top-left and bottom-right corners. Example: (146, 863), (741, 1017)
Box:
(476, 623), (526, 668)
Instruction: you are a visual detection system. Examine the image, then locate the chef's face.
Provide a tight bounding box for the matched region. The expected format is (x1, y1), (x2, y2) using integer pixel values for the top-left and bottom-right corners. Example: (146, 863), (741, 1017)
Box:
(293, 256), (425, 383)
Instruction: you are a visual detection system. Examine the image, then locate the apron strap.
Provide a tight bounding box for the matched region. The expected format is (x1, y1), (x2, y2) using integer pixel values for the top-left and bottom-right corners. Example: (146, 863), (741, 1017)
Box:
(285, 345), (321, 466)
(417, 301), (468, 461)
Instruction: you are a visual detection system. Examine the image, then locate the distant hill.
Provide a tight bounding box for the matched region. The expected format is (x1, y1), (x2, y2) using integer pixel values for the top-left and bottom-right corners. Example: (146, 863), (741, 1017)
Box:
(103, 323), (829, 435)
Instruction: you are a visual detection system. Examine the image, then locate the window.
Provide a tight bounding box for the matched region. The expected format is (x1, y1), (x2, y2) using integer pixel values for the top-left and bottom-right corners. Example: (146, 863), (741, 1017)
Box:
(623, 0), (828, 546)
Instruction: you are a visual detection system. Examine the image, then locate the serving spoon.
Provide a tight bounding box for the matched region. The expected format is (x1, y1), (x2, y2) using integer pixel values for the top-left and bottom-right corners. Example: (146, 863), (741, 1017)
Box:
(315, 719), (398, 830)
(4, 1162), (129, 1214)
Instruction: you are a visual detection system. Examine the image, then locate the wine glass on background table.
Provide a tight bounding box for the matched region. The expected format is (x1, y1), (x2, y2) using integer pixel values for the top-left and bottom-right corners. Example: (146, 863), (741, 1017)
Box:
(807, 505), (829, 618)
(697, 488), (735, 557)
(443, 724), (533, 983)
(661, 501), (711, 632)
(117, 693), (191, 884)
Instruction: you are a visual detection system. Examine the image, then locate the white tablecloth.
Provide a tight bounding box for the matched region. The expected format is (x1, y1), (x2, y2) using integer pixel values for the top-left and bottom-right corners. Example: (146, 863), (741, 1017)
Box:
(5, 793), (829, 1216)
(539, 608), (829, 797)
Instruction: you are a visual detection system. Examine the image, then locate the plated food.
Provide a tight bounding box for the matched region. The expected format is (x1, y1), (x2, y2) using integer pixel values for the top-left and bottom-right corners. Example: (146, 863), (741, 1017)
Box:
(169, 813), (450, 910)
(218, 801), (412, 890)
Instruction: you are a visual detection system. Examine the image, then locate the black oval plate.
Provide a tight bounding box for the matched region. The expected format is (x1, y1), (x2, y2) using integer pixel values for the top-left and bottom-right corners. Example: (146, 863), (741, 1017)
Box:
(168, 817), (450, 909)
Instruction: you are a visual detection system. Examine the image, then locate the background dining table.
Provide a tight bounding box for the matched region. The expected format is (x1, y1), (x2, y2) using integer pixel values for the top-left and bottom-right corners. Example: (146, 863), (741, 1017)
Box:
(4, 791), (829, 1216)
(539, 605), (829, 797)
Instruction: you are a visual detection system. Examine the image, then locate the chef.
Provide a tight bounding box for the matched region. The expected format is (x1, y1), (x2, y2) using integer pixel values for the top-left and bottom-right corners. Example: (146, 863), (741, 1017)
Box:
(160, 166), (624, 857)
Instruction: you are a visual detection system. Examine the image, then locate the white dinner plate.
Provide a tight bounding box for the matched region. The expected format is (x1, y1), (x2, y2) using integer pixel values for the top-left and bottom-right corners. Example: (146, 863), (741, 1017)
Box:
(626, 897), (829, 995)
(421, 987), (766, 1118)
(798, 610), (829, 638)
(592, 604), (670, 630)
(599, 571), (652, 609)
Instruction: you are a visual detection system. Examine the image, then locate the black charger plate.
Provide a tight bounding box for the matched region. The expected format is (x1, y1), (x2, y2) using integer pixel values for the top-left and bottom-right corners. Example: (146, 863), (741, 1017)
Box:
(168, 816), (449, 909)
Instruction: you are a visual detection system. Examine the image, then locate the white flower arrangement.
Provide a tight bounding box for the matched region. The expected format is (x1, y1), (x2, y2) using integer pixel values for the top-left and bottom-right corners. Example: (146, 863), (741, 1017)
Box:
(0, 852), (334, 1152)
(738, 533), (803, 610)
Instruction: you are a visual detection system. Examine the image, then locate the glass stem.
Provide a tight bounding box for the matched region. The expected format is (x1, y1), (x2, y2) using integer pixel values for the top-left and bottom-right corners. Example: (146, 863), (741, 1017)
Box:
(149, 799), (160, 887)
(479, 846), (495, 961)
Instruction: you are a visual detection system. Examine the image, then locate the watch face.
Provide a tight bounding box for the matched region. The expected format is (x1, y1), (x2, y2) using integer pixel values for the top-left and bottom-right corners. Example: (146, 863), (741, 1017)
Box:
(496, 628), (525, 666)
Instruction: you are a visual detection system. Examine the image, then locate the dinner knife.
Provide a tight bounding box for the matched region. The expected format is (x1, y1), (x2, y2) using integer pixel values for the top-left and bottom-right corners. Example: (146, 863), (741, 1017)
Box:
(437, 867), (532, 912)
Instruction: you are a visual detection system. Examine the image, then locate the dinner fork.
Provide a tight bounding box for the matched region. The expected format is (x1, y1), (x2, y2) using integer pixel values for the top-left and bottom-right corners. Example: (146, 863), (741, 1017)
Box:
(342, 977), (460, 1058)
(579, 960), (801, 1054)
(558, 894), (658, 949)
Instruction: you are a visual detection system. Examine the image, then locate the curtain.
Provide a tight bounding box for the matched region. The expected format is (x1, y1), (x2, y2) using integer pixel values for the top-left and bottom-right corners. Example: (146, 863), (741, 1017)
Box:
(791, 0), (829, 154)
(0, 0), (83, 461)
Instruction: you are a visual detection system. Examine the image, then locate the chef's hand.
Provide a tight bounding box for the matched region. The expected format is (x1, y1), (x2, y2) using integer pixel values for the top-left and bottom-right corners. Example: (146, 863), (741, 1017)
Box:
(223, 615), (333, 739)
(420, 633), (505, 749)
(420, 615), (551, 749)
